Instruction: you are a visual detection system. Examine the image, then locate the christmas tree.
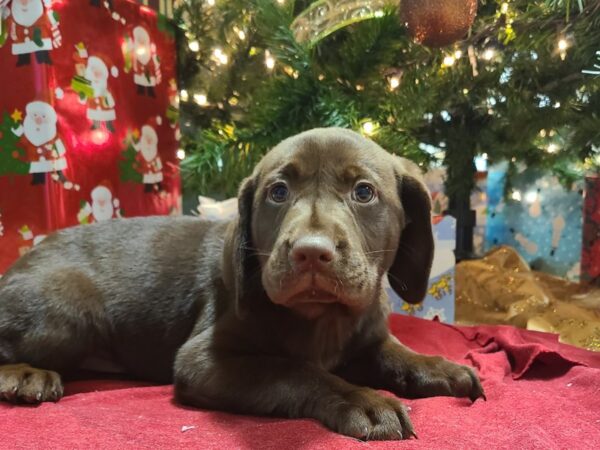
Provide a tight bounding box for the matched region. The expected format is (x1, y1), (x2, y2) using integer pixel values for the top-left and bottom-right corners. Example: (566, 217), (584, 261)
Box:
(174, 0), (600, 207)
(0, 111), (30, 176)
(119, 132), (143, 183)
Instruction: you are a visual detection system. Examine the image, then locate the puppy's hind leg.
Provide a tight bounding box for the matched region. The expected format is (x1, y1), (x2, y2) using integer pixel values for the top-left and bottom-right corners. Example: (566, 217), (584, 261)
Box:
(0, 268), (106, 404)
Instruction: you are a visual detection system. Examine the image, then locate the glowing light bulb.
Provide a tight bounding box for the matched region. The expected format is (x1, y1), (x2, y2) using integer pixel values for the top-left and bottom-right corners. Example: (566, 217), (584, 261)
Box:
(361, 121), (376, 135)
(443, 55), (456, 67)
(483, 48), (496, 61)
(558, 39), (568, 51)
(500, 3), (509, 14)
(179, 90), (189, 102)
(389, 76), (400, 90)
(454, 50), (463, 59)
(193, 93), (208, 106)
(511, 190), (522, 201)
(265, 50), (275, 70)
(237, 30), (246, 40)
(206, 0), (215, 6)
(188, 40), (200, 52)
(547, 143), (559, 153)
(213, 48), (228, 65)
(176, 149), (186, 160)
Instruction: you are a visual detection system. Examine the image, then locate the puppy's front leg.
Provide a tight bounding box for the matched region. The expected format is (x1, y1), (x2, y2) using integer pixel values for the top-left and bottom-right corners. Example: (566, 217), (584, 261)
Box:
(174, 333), (415, 441)
(336, 337), (485, 402)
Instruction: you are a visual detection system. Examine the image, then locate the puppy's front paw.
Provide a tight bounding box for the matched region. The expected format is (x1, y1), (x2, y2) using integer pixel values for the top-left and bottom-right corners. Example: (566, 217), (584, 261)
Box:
(403, 356), (485, 402)
(0, 364), (63, 404)
(321, 388), (414, 441)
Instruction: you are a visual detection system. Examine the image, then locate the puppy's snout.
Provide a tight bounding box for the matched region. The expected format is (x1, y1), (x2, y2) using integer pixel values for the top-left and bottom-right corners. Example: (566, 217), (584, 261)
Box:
(290, 235), (335, 271)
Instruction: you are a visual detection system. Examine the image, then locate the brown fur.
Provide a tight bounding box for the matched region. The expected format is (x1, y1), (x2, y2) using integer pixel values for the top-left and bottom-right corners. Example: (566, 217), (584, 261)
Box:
(0, 128), (483, 440)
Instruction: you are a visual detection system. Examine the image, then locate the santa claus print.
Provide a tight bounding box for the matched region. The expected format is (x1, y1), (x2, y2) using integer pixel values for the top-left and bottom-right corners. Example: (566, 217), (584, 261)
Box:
(128, 26), (161, 97)
(11, 101), (79, 190)
(134, 124), (163, 193)
(17, 224), (46, 256)
(72, 46), (118, 132)
(4, 0), (62, 66)
(77, 182), (122, 224)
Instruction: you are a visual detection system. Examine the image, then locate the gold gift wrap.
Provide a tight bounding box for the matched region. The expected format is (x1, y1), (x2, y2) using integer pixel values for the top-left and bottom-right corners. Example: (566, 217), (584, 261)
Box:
(456, 246), (600, 352)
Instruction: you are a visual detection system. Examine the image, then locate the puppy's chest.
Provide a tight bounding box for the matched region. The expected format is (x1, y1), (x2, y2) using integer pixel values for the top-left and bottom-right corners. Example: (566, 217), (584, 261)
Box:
(285, 318), (355, 370)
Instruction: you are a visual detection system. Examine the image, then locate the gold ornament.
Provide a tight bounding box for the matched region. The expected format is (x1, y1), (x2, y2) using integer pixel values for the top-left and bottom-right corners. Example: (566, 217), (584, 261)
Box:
(400, 0), (478, 48)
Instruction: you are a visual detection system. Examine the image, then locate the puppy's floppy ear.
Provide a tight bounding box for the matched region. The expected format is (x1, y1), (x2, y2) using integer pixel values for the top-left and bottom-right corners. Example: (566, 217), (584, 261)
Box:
(222, 175), (257, 315)
(388, 163), (434, 304)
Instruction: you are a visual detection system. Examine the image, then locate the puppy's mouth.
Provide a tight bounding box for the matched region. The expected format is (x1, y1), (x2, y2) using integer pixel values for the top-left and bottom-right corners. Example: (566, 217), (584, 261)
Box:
(275, 274), (348, 319)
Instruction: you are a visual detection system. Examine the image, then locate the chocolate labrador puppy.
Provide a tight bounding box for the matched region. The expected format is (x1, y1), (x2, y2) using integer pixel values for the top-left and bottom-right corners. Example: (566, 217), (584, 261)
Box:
(0, 128), (484, 440)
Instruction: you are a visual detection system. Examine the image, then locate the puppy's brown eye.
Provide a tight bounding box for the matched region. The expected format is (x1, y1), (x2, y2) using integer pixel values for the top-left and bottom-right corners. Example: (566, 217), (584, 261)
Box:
(353, 183), (376, 203)
(269, 183), (289, 203)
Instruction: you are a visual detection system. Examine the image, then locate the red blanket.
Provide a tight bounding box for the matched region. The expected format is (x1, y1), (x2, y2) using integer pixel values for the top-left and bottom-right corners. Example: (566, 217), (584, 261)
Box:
(2, 314), (599, 449)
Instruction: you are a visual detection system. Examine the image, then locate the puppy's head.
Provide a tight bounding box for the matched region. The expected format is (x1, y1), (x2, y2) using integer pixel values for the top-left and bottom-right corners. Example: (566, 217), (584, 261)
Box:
(226, 128), (433, 319)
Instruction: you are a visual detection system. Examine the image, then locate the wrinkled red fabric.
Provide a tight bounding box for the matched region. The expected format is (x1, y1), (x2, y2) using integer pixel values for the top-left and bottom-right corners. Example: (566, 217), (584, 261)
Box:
(2, 314), (599, 449)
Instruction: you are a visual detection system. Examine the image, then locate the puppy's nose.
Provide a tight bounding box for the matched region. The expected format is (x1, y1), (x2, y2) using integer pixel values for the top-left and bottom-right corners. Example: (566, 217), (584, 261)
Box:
(290, 235), (335, 271)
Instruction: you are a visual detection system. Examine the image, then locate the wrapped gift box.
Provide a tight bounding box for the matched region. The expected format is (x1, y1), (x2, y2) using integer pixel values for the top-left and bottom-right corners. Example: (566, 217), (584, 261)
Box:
(386, 215), (457, 324)
(484, 163), (583, 280)
(0, 0), (181, 274)
(581, 176), (600, 284)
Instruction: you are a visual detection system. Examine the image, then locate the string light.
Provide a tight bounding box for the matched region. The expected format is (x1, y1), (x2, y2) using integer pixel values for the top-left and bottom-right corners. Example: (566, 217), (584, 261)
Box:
(557, 37), (569, 60)
(558, 38), (569, 51)
(206, 0), (215, 6)
(483, 48), (496, 61)
(176, 149), (186, 160)
(362, 120), (375, 136)
(237, 29), (246, 40)
(213, 48), (228, 65)
(389, 76), (400, 90)
(265, 50), (275, 70)
(188, 40), (200, 52)
(179, 89), (189, 102)
(193, 93), (208, 106)
(511, 190), (522, 201)
(500, 2), (509, 14)
(454, 50), (463, 59)
(443, 55), (456, 67)
(547, 143), (559, 153)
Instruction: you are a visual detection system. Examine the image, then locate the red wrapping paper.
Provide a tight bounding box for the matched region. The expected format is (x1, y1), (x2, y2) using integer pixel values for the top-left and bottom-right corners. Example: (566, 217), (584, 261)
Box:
(0, 0), (181, 274)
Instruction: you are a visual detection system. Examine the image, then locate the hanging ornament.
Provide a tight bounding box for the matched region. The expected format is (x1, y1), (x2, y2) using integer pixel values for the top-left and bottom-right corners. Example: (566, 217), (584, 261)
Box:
(400, 0), (478, 48)
(291, 0), (390, 47)
(291, 0), (477, 48)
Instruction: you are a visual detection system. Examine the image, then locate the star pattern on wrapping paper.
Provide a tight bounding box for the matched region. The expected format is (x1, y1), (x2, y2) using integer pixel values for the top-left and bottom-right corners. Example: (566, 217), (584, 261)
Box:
(10, 109), (23, 123)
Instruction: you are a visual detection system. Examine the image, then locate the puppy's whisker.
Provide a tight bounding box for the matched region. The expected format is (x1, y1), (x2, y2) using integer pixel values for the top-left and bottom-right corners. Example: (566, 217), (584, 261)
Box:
(364, 249), (396, 255)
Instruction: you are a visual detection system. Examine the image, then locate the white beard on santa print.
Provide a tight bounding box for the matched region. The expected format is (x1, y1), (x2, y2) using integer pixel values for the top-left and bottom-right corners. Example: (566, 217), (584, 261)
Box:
(91, 186), (115, 222)
(140, 126), (158, 162)
(23, 102), (57, 147)
(11, 0), (44, 28)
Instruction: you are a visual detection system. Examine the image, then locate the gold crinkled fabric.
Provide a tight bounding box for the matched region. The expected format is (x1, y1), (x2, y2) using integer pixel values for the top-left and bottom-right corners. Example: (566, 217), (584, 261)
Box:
(456, 246), (600, 352)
